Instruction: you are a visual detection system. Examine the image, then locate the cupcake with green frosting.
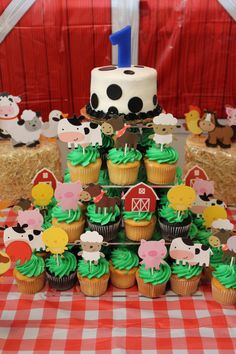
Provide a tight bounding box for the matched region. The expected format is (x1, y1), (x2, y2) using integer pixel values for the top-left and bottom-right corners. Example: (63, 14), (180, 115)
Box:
(123, 210), (156, 241)
(51, 205), (85, 243)
(13, 254), (45, 294)
(86, 203), (121, 241)
(110, 248), (139, 288)
(202, 247), (223, 283)
(67, 145), (101, 184)
(212, 264), (236, 305)
(45, 251), (77, 290)
(77, 258), (110, 296)
(144, 145), (179, 184)
(136, 262), (171, 298)
(159, 204), (192, 241)
(107, 147), (142, 185)
(170, 261), (202, 296)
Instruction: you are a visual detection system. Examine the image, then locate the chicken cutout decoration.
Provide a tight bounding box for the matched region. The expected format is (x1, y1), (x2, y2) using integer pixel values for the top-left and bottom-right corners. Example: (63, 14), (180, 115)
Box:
(122, 182), (158, 213)
(77, 231), (105, 265)
(42, 227), (68, 255)
(6, 240), (32, 265)
(138, 239), (167, 271)
(167, 185), (196, 213)
(55, 181), (83, 212)
(0, 250), (11, 275)
(147, 113), (177, 151)
(203, 205), (227, 228)
(32, 183), (54, 208)
(184, 106), (202, 135)
(169, 238), (212, 267)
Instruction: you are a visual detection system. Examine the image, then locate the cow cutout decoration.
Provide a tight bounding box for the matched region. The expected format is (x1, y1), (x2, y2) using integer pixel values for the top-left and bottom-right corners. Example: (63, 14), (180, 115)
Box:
(32, 168), (58, 191)
(81, 184), (119, 213)
(122, 182), (158, 213)
(167, 185), (196, 213)
(6, 240), (32, 265)
(31, 183), (54, 208)
(169, 238), (212, 267)
(0, 250), (11, 275)
(42, 227), (68, 256)
(147, 112), (178, 151)
(138, 239), (167, 271)
(57, 115), (102, 150)
(55, 181), (83, 212)
(77, 231), (106, 265)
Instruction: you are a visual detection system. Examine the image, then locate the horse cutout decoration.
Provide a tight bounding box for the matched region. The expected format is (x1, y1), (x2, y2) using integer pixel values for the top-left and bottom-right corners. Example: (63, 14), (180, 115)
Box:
(101, 115), (140, 149)
(198, 110), (233, 148)
(80, 184), (119, 213)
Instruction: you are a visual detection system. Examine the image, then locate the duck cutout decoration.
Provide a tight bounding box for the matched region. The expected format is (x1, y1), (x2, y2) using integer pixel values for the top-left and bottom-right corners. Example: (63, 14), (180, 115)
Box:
(167, 185), (196, 214)
(122, 182), (158, 213)
(225, 105), (236, 141)
(81, 184), (119, 213)
(42, 110), (68, 138)
(198, 110), (234, 149)
(77, 231), (106, 265)
(32, 183), (54, 208)
(138, 239), (167, 271)
(169, 238), (212, 267)
(101, 115), (139, 151)
(203, 205), (227, 229)
(32, 168), (58, 191)
(147, 113), (178, 151)
(184, 106), (202, 135)
(42, 227), (68, 255)
(6, 240), (32, 265)
(0, 250), (11, 275)
(57, 115), (102, 150)
(55, 181), (83, 212)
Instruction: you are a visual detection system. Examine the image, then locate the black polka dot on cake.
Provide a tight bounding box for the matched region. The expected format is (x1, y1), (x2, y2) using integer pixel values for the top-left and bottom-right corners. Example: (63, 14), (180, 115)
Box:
(134, 65), (144, 68)
(91, 93), (98, 109)
(124, 70), (135, 75)
(153, 94), (157, 106)
(106, 84), (122, 100)
(128, 97), (143, 113)
(98, 66), (117, 71)
(107, 106), (118, 115)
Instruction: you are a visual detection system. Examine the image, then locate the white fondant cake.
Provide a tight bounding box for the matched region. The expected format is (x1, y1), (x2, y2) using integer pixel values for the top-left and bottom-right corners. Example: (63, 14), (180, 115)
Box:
(86, 65), (159, 120)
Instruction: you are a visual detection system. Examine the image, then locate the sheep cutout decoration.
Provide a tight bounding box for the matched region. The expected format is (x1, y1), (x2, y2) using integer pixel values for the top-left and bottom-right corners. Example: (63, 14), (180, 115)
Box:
(77, 231), (106, 265)
(138, 239), (167, 272)
(147, 113), (178, 151)
(122, 182), (158, 213)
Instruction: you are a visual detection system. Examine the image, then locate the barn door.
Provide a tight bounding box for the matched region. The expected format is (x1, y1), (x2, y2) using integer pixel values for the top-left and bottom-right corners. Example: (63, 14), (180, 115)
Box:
(131, 198), (150, 212)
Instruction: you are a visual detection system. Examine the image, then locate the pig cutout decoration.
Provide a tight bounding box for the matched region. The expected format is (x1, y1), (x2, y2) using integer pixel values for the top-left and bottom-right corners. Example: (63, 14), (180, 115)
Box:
(192, 179), (214, 197)
(169, 238), (212, 267)
(17, 209), (43, 230)
(55, 181), (83, 212)
(138, 239), (167, 270)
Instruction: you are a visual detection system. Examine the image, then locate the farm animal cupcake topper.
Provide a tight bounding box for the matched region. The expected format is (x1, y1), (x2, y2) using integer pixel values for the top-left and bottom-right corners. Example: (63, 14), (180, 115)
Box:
(77, 231), (106, 268)
(42, 110), (68, 138)
(138, 239), (167, 274)
(122, 182), (158, 213)
(167, 185), (196, 218)
(147, 113), (177, 151)
(55, 181), (83, 216)
(42, 227), (68, 265)
(31, 183), (54, 209)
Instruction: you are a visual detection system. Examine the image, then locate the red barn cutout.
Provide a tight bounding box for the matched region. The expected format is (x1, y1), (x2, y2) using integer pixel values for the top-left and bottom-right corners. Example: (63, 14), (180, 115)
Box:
(184, 165), (209, 187)
(32, 168), (58, 190)
(122, 183), (158, 212)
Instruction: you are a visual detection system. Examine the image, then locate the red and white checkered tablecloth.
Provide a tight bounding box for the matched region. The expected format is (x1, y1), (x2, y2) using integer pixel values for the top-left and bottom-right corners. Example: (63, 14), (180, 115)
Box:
(0, 209), (236, 353)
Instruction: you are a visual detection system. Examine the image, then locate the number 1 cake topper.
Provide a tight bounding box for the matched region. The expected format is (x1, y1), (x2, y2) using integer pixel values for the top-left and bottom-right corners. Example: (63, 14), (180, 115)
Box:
(138, 239), (167, 271)
(147, 113), (177, 151)
(122, 182), (158, 212)
(110, 25), (131, 68)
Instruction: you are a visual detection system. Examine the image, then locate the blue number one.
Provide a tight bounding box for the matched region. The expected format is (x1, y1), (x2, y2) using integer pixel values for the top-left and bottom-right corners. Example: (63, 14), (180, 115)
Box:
(109, 25), (131, 68)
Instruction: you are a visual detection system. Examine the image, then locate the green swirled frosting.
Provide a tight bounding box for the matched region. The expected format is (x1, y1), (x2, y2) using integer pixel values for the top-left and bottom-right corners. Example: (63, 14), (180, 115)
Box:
(98, 169), (110, 185)
(67, 145), (100, 167)
(145, 145), (179, 164)
(210, 247), (223, 268)
(159, 205), (190, 223)
(123, 210), (153, 221)
(16, 254), (45, 277)
(64, 168), (71, 183)
(107, 148), (142, 164)
(172, 261), (202, 279)
(101, 133), (114, 149)
(78, 258), (109, 279)
(194, 230), (212, 245)
(111, 248), (139, 270)
(87, 203), (120, 226)
(138, 262), (171, 285)
(139, 128), (155, 147)
(52, 205), (82, 224)
(213, 264), (236, 289)
(46, 251), (77, 278)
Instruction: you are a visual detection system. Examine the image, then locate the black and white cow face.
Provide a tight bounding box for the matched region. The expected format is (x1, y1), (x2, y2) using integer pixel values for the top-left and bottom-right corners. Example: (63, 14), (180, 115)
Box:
(3, 224), (45, 251)
(24, 116), (42, 132)
(0, 92), (21, 118)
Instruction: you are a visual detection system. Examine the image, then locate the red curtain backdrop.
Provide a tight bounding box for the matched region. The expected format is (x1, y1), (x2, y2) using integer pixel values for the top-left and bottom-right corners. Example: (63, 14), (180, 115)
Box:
(0, 0), (235, 119)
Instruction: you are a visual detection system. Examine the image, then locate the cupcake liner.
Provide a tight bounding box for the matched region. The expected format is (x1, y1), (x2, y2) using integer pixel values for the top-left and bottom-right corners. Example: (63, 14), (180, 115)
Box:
(107, 160), (140, 185)
(110, 262), (138, 289)
(87, 218), (121, 241)
(68, 158), (102, 184)
(52, 217), (85, 243)
(159, 217), (191, 241)
(77, 273), (110, 296)
(144, 159), (176, 184)
(124, 215), (156, 241)
(13, 268), (46, 294)
(46, 271), (77, 291)
(170, 274), (201, 296)
(136, 271), (167, 298)
(211, 277), (236, 306)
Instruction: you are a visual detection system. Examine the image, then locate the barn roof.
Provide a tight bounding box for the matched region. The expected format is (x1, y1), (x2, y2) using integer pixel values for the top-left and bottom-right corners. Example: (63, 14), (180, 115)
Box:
(184, 165), (209, 183)
(31, 168), (57, 184)
(121, 182), (159, 200)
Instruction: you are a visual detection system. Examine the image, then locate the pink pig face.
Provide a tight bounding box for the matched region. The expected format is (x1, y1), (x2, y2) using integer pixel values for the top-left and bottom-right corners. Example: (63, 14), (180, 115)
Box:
(226, 106), (236, 126)
(55, 181), (83, 211)
(138, 240), (167, 259)
(17, 209), (43, 230)
(192, 179), (214, 196)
